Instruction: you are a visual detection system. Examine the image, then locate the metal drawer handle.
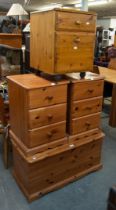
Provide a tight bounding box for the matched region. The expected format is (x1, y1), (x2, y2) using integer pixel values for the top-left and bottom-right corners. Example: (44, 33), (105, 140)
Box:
(47, 132), (53, 138)
(88, 89), (94, 93)
(48, 114), (53, 120)
(46, 96), (53, 100)
(75, 20), (81, 25)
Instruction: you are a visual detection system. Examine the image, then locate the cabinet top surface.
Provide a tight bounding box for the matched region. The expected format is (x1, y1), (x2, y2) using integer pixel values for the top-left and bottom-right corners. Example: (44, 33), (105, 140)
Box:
(31, 8), (96, 16)
(7, 74), (68, 89)
(66, 72), (104, 83)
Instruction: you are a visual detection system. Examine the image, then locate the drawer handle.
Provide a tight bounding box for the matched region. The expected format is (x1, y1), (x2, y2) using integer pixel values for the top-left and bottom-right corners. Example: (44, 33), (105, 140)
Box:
(47, 132), (53, 138)
(75, 20), (81, 25)
(85, 122), (91, 126)
(35, 116), (40, 120)
(48, 114), (53, 120)
(88, 89), (94, 93)
(73, 38), (80, 43)
(46, 96), (53, 100)
(75, 107), (78, 111)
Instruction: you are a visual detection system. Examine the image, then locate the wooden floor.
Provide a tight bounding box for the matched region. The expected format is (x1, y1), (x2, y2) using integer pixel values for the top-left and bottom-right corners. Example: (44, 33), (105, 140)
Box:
(0, 109), (116, 210)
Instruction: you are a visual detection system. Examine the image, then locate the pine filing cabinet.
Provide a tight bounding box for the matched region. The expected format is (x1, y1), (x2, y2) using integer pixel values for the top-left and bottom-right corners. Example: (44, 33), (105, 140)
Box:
(30, 8), (96, 73)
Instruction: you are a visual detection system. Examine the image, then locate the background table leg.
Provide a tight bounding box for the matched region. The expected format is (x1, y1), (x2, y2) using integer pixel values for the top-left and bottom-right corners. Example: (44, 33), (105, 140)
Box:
(109, 84), (116, 127)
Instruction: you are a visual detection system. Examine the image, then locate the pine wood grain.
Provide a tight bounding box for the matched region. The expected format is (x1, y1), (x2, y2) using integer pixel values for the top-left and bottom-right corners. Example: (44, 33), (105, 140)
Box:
(30, 9), (96, 73)
(55, 32), (95, 73)
(0, 33), (22, 48)
(28, 103), (67, 129)
(12, 131), (103, 201)
(56, 11), (96, 32)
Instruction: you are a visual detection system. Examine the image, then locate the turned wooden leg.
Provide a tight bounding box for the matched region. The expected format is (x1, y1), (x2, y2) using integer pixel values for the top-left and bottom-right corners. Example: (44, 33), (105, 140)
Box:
(109, 84), (116, 127)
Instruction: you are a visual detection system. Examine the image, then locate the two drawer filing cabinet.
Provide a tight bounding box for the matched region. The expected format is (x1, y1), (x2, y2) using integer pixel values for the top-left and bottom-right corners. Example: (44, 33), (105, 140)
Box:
(30, 8), (96, 74)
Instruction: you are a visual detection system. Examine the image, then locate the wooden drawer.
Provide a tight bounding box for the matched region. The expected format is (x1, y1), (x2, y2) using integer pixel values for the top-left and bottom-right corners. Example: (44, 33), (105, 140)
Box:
(70, 113), (101, 135)
(13, 131), (103, 201)
(10, 130), (68, 157)
(28, 103), (67, 129)
(71, 97), (103, 118)
(28, 84), (67, 109)
(56, 12), (96, 32)
(72, 80), (104, 101)
(68, 129), (104, 145)
(28, 121), (66, 148)
(55, 32), (94, 73)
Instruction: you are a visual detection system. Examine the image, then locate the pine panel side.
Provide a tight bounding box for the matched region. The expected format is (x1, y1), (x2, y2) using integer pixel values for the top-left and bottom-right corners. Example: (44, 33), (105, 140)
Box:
(30, 11), (55, 73)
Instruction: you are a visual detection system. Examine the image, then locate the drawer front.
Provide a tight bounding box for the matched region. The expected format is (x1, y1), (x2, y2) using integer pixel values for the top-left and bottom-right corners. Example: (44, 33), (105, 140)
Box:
(72, 80), (104, 101)
(55, 32), (95, 73)
(56, 12), (96, 32)
(71, 113), (101, 135)
(28, 103), (67, 129)
(28, 84), (67, 109)
(28, 121), (66, 148)
(72, 97), (103, 118)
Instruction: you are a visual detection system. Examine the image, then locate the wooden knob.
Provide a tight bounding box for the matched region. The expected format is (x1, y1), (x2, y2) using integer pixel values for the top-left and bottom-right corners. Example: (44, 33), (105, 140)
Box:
(47, 96), (53, 100)
(74, 38), (80, 43)
(85, 122), (91, 126)
(75, 107), (78, 111)
(47, 132), (53, 138)
(75, 20), (81, 25)
(35, 116), (40, 120)
(88, 89), (94, 93)
(48, 114), (53, 120)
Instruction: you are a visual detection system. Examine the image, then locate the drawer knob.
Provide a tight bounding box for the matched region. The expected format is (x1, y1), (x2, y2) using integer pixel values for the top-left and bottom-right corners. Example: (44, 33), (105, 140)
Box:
(88, 89), (94, 93)
(46, 96), (53, 100)
(75, 107), (78, 111)
(85, 122), (91, 126)
(47, 132), (53, 138)
(75, 20), (81, 25)
(48, 114), (53, 120)
(74, 38), (80, 43)
(35, 116), (40, 120)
